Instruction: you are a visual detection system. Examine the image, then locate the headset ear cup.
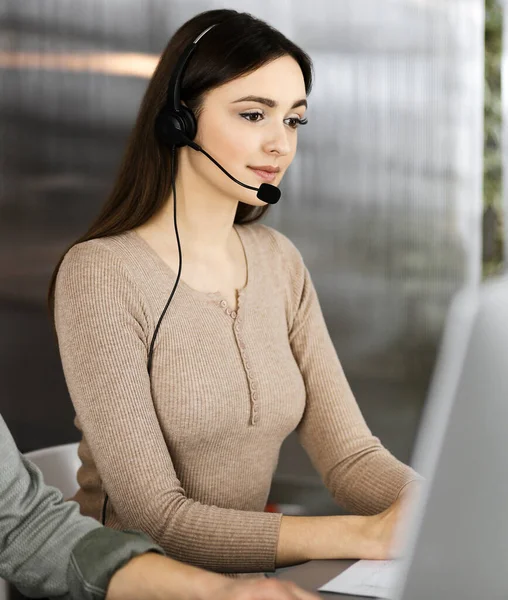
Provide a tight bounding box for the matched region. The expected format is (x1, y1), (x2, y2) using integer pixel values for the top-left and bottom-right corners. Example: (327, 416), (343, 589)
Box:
(155, 107), (195, 148)
(179, 106), (197, 142)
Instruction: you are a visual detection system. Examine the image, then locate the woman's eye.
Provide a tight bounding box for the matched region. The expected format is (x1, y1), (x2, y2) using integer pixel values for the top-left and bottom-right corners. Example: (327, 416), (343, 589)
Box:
(285, 117), (309, 129)
(240, 112), (263, 122)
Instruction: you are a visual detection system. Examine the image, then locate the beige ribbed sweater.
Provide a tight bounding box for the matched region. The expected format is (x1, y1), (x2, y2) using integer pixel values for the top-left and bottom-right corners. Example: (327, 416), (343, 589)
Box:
(54, 222), (418, 575)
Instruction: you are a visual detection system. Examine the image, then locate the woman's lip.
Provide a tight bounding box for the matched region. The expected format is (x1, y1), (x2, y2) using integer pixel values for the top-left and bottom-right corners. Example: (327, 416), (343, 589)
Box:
(247, 167), (278, 182)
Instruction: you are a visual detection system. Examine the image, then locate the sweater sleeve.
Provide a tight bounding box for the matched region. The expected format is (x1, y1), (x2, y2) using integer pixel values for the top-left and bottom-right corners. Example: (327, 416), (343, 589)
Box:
(271, 230), (421, 515)
(0, 415), (164, 600)
(54, 241), (282, 574)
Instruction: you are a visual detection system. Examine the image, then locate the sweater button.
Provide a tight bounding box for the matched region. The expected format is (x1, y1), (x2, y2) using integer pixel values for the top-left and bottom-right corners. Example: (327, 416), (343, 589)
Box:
(220, 300), (227, 308)
(226, 308), (231, 315)
(231, 311), (237, 319)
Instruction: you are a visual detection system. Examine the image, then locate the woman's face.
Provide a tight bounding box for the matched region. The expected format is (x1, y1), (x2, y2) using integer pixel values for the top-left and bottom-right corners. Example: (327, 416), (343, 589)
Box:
(188, 55), (308, 207)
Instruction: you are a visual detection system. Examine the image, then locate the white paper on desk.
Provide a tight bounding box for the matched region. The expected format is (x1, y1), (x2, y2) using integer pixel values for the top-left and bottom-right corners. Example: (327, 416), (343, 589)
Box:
(318, 559), (401, 598)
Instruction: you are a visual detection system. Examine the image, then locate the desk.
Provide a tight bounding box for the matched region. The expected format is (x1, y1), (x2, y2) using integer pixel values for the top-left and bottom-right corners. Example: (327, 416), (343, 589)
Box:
(275, 559), (372, 599)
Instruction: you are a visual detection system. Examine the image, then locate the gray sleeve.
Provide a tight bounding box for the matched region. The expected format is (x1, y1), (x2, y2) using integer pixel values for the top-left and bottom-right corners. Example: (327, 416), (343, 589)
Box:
(0, 415), (164, 600)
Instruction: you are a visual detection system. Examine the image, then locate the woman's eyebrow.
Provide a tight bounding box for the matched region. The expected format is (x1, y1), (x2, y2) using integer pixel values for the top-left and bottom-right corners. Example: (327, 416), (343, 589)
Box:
(231, 95), (307, 109)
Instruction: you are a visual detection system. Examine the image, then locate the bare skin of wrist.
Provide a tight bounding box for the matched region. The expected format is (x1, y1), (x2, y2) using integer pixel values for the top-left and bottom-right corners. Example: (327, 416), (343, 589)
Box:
(106, 552), (319, 600)
(276, 514), (377, 566)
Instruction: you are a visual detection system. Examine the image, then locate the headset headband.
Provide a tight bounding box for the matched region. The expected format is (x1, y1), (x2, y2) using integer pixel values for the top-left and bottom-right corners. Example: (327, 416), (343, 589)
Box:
(165, 24), (218, 111)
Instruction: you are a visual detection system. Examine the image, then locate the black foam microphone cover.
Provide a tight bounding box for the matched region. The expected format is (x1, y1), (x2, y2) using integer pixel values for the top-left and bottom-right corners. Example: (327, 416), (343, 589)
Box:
(256, 183), (281, 205)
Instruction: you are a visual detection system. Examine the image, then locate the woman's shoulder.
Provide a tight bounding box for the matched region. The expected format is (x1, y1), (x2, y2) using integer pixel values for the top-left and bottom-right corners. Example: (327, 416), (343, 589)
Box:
(61, 232), (134, 271)
(57, 232), (139, 291)
(54, 234), (151, 329)
(54, 233), (151, 318)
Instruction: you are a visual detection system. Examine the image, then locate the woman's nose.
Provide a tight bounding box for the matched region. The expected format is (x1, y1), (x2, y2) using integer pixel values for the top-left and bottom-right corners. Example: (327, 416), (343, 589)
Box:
(262, 123), (292, 156)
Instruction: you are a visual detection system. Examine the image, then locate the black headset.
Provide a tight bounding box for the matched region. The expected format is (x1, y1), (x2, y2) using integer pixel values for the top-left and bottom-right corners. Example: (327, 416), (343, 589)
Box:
(146, 24), (221, 379)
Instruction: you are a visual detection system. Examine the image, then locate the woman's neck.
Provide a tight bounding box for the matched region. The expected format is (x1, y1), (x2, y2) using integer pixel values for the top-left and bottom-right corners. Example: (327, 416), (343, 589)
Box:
(137, 177), (239, 262)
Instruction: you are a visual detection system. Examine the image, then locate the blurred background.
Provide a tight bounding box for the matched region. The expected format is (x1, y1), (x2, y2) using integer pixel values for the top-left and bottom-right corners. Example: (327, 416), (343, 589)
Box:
(0, 0), (492, 516)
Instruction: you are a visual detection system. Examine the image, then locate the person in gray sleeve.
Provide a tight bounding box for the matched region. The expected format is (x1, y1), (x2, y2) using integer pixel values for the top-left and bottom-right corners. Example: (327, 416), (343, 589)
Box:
(0, 414), (316, 600)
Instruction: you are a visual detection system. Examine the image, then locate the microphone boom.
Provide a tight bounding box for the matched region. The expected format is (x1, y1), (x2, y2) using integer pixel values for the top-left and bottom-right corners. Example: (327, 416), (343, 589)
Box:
(188, 141), (281, 205)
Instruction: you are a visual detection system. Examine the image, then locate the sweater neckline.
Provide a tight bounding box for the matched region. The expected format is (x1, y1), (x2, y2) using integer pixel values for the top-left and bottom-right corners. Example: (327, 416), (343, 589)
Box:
(126, 225), (252, 314)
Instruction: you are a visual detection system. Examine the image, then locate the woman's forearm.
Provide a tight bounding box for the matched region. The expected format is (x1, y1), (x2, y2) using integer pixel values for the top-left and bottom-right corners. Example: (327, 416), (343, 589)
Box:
(275, 514), (372, 567)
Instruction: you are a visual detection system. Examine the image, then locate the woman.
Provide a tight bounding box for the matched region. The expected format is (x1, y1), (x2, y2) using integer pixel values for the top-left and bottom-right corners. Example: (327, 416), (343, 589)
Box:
(49, 9), (420, 578)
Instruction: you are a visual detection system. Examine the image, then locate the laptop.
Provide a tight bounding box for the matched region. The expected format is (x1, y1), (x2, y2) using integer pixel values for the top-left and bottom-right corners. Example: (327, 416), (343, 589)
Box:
(394, 275), (508, 599)
(321, 276), (508, 599)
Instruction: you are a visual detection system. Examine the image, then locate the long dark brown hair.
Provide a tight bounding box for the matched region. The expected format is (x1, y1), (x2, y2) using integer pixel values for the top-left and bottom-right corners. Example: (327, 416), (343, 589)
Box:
(47, 9), (313, 316)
